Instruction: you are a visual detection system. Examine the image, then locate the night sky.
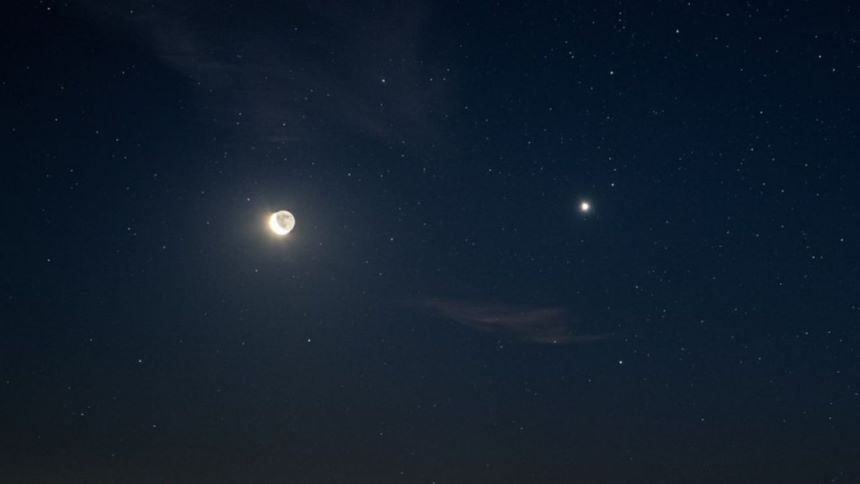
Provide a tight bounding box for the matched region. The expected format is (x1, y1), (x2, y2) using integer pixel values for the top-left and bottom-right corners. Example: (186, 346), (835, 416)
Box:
(3, 1), (860, 482)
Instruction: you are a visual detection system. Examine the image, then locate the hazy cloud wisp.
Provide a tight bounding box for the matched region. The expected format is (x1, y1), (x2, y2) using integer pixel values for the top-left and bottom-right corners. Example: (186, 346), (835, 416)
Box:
(423, 299), (610, 345)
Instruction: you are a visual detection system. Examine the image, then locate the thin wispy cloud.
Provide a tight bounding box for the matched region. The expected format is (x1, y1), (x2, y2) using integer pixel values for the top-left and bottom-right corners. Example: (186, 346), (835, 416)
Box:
(81, 0), (454, 147)
(423, 299), (610, 345)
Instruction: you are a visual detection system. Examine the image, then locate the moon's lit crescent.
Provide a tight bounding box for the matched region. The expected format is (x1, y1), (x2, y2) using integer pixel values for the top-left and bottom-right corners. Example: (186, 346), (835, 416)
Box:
(269, 210), (295, 236)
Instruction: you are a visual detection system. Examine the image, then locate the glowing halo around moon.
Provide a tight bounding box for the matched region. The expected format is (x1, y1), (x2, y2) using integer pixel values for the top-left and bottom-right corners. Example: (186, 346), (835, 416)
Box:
(269, 210), (296, 236)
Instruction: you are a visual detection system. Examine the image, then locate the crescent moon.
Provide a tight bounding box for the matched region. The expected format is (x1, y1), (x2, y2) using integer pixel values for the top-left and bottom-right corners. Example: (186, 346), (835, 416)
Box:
(269, 210), (295, 236)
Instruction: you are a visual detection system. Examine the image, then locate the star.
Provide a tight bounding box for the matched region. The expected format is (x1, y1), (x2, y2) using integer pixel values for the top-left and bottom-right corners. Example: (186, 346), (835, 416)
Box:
(579, 201), (591, 213)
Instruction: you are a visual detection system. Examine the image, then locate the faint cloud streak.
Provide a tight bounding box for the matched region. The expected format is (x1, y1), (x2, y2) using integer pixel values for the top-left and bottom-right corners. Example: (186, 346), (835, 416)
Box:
(423, 299), (610, 345)
(81, 0), (454, 147)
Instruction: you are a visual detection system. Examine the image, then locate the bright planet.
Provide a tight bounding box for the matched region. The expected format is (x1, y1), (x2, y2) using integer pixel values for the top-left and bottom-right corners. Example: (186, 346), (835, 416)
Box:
(269, 210), (295, 236)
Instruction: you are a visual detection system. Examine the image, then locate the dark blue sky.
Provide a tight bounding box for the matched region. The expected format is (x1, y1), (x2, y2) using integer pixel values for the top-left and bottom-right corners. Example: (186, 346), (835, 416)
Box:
(2, 1), (859, 482)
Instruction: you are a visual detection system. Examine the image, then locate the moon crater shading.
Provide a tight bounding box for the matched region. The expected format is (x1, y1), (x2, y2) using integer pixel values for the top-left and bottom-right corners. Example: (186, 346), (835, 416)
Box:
(269, 210), (295, 236)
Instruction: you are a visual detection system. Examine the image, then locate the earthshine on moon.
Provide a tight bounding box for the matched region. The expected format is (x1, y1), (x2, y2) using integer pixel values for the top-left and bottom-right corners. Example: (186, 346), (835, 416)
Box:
(269, 210), (295, 236)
